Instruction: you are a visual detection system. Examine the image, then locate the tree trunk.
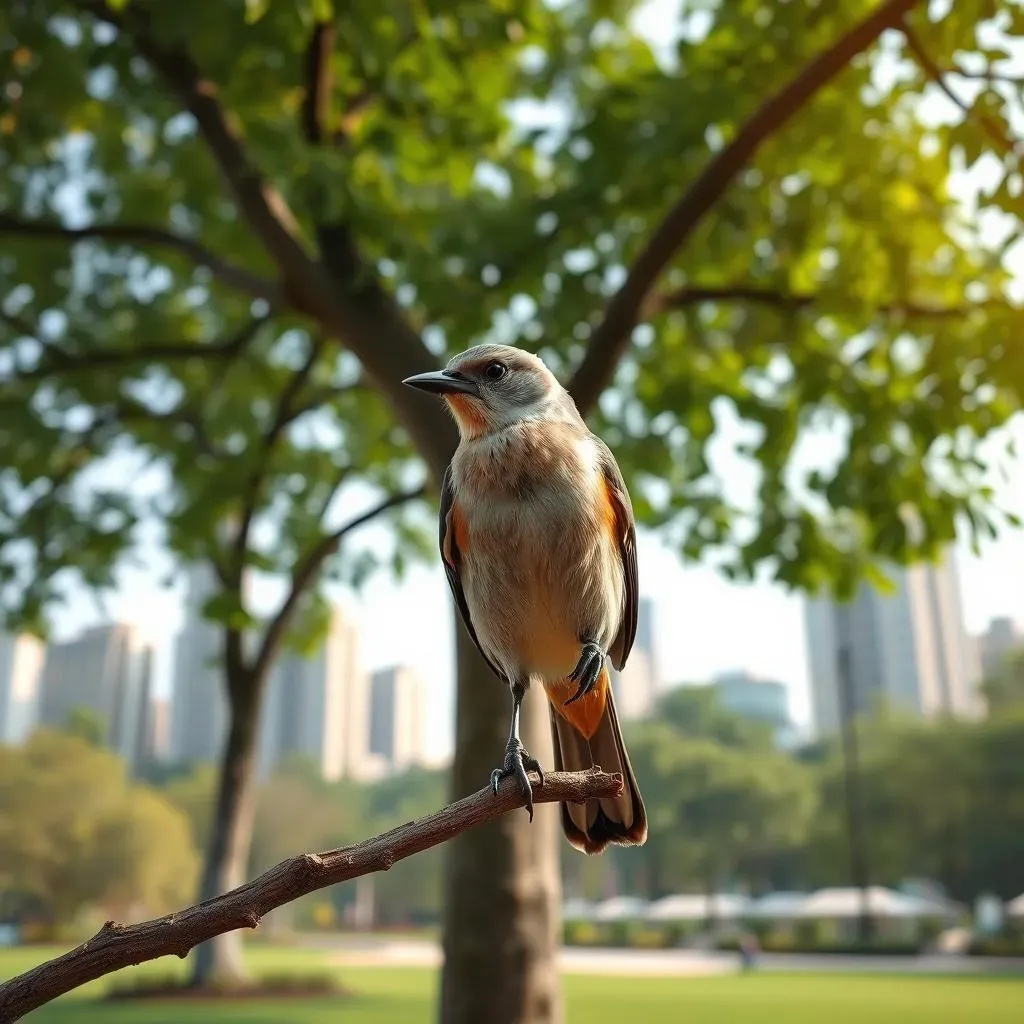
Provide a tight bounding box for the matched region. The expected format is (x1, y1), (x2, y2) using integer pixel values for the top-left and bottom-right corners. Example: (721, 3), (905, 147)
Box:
(190, 661), (266, 988)
(439, 627), (563, 1024)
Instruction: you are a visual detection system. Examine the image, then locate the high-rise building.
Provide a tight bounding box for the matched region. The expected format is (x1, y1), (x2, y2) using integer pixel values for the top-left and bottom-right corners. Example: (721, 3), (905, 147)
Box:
(0, 633), (45, 745)
(369, 665), (426, 774)
(712, 669), (798, 748)
(260, 608), (370, 781)
(609, 596), (659, 720)
(131, 646), (169, 770)
(713, 669), (790, 726)
(38, 623), (150, 764)
(149, 698), (172, 762)
(804, 548), (979, 735)
(975, 617), (1022, 679)
(170, 563), (230, 765)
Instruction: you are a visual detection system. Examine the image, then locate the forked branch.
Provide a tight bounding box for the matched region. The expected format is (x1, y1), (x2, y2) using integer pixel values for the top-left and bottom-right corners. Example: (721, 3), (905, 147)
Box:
(0, 769), (623, 1021)
(568, 0), (923, 414)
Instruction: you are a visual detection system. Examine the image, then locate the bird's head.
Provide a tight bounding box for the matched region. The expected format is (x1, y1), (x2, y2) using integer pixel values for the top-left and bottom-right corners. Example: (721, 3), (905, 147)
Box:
(402, 344), (575, 440)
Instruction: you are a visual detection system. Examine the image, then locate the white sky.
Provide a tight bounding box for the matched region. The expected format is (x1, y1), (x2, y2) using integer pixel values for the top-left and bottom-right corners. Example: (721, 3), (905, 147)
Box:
(24, 1), (1024, 761)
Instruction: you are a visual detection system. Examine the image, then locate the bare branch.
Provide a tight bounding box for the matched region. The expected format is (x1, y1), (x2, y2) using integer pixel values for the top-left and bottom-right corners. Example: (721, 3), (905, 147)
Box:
(109, 399), (223, 459)
(252, 484), (426, 680)
(0, 769), (622, 1019)
(2, 314), (271, 383)
(0, 213), (282, 303)
(651, 283), (1012, 319)
(949, 68), (1024, 87)
(567, 0), (923, 415)
(901, 22), (1019, 160)
(231, 336), (327, 584)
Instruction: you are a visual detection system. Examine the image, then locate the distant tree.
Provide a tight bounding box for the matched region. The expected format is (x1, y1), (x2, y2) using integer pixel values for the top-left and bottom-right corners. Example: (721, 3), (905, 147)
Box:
(980, 648), (1024, 714)
(619, 723), (815, 898)
(91, 786), (199, 919)
(249, 767), (356, 874)
(654, 686), (776, 750)
(0, 731), (198, 924)
(806, 713), (1024, 902)
(162, 763), (219, 856)
(363, 767), (448, 926)
(62, 707), (105, 747)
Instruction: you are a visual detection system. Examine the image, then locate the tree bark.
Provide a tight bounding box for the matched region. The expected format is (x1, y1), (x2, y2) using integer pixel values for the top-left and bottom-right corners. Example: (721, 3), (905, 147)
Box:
(440, 627), (563, 1024)
(190, 657), (267, 987)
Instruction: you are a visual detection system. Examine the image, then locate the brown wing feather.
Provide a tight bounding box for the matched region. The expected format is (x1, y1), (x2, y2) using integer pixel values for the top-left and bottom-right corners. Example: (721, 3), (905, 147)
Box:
(595, 439), (638, 672)
(439, 464), (504, 682)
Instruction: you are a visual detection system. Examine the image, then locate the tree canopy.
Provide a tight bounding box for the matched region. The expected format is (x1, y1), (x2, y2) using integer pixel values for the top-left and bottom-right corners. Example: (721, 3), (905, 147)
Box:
(0, 729), (198, 925)
(2, 0), (1023, 633)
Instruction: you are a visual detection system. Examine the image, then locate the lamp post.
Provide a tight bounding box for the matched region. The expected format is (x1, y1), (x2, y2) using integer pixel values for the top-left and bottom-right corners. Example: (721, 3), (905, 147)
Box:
(835, 604), (873, 943)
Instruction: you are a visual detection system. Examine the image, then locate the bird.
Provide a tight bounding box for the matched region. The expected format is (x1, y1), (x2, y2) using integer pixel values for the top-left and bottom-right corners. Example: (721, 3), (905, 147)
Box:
(402, 343), (647, 854)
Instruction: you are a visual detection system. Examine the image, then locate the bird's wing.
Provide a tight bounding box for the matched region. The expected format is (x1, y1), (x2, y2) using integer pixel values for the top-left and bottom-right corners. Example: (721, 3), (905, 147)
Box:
(439, 463), (504, 682)
(595, 439), (638, 672)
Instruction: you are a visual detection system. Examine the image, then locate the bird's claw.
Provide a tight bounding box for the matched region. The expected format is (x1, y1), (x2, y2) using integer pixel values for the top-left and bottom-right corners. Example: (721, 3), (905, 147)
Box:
(490, 738), (544, 821)
(565, 641), (606, 706)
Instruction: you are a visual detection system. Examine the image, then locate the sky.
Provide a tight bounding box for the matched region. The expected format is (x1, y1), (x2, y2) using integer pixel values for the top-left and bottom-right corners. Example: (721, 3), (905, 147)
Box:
(19, 0), (1024, 762)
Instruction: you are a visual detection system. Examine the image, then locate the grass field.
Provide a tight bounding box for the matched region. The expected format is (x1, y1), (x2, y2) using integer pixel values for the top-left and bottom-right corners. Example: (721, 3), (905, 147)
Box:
(2, 946), (1023, 1023)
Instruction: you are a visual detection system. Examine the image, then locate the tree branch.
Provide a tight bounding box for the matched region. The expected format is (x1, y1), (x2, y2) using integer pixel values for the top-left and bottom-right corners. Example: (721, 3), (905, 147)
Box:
(901, 22), (1019, 160)
(230, 335), (326, 585)
(331, 30), (419, 144)
(652, 283), (1010, 319)
(0, 769), (622, 1019)
(0, 213), (282, 303)
(287, 379), (364, 420)
(567, 0), (923, 415)
(252, 484), (426, 680)
(74, 1), (324, 298)
(107, 399), (223, 459)
(2, 314), (270, 383)
(72, 2), (452, 471)
(301, 21), (335, 145)
(949, 68), (1024, 87)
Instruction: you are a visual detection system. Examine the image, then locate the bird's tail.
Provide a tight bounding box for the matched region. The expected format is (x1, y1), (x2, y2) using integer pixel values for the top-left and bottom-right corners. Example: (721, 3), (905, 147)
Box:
(547, 668), (647, 855)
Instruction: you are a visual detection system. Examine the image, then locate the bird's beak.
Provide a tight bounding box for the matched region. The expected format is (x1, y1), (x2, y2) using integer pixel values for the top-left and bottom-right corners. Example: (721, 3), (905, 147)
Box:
(402, 370), (481, 398)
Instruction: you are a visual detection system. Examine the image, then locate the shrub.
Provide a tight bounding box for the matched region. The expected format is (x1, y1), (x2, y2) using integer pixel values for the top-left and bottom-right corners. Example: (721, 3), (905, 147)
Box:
(969, 936), (1024, 957)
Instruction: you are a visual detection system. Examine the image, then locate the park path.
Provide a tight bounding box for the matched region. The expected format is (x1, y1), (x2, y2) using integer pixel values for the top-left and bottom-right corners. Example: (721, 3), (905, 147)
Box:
(323, 937), (1024, 978)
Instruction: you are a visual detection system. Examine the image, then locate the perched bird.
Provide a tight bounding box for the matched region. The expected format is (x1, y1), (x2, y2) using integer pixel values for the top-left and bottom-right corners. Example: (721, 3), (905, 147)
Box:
(403, 344), (647, 854)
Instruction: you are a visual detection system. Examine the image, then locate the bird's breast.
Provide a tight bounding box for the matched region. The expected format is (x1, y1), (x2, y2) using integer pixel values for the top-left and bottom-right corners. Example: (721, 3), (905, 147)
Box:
(452, 427), (623, 682)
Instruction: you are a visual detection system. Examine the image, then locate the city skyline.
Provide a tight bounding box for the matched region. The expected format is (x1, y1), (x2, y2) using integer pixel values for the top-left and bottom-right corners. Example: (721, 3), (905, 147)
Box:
(7, 527), (1022, 764)
(4, 416), (1021, 762)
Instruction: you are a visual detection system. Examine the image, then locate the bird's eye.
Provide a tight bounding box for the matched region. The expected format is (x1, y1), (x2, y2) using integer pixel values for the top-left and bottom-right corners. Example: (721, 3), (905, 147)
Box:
(483, 361), (507, 382)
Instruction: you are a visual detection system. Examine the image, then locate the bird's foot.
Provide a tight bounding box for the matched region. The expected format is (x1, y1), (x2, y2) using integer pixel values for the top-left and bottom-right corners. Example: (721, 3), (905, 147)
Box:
(490, 737), (544, 821)
(565, 641), (606, 706)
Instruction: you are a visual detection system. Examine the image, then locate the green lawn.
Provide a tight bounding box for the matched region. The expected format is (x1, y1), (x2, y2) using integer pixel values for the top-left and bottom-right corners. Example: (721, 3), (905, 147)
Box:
(1, 946), (1022, 1023)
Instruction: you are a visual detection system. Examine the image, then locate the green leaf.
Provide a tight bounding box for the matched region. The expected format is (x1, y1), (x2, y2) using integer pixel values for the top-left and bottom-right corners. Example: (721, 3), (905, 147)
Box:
(244, 0), (270, 24)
